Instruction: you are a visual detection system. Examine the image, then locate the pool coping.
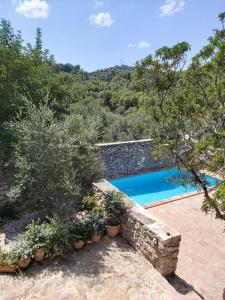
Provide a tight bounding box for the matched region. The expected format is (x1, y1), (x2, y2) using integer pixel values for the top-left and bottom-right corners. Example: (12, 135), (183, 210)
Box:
(144, 190), (205, 208)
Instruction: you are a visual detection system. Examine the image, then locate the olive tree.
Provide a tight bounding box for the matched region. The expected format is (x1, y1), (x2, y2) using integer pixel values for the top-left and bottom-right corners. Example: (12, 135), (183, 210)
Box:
(8, 99), (102, 216)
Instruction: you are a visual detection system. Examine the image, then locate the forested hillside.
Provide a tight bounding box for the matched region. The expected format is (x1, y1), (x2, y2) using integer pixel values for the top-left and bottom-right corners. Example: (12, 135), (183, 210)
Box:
(0, 19), (150, 147)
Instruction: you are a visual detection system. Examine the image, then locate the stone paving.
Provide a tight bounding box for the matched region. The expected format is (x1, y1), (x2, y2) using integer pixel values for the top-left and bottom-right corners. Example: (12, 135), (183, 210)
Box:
(148, 194), (225, 300)
(0, 236), (182, 300)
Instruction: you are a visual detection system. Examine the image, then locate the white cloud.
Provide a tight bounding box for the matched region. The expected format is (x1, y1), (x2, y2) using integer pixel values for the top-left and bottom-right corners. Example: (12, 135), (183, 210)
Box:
(16, 0), (49, 18)
(89, 12), (114, 27)
(160, 0), (185, 17)
(138, 41), (150, 49)
(128, 43), (136, 48)
(95, 0), (103, 8)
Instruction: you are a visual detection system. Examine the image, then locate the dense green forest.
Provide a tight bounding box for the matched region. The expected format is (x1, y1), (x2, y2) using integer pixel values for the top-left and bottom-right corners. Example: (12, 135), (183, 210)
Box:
(0, 12), (224, 221)
(0, 19), (150, 145)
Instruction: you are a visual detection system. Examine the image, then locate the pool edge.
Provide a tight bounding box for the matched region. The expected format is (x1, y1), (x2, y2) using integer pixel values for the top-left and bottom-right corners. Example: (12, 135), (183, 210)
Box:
(144, 190), (205, 208)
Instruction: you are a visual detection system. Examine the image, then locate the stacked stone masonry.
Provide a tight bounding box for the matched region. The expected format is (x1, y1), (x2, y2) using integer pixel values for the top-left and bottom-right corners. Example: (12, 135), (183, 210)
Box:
(93, 180), (181, 276)
(96, 139), (173, 178)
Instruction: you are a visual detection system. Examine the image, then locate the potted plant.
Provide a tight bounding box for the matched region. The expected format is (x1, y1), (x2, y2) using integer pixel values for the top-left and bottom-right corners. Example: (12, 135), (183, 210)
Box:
(69, 220), (90, 250)
(10, 239), (32, 269)
(21, 221), (47, 262)
(0, 248), (16, 273)
(104, 191), (126, 238)
(44, 216), (70, 258)
(88, 207), (106, 243)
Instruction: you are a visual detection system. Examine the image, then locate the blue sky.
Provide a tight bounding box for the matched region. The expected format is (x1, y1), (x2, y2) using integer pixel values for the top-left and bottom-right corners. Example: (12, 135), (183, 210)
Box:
(0, 0), (224, 71)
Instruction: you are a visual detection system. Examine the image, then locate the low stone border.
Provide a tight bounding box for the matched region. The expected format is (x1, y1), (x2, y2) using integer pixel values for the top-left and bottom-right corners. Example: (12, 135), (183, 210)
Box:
(144, 190), (205, 208)
(93, 179), (181, 276)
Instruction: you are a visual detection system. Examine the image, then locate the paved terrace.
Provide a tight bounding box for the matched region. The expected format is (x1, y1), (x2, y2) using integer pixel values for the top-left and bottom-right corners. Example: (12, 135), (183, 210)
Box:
(148, 194), (225, 300)
(1, 236), (182, 300)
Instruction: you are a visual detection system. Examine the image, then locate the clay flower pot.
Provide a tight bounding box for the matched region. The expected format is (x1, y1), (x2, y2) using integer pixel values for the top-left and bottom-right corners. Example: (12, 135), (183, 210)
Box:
(73, 240), (85, 250)
(106, 224), (121, 238)
(91, 232), (101, 243)
(0, 265), (16, 273)
(17, 258), (31, 269)
(34, 248), (45, 262)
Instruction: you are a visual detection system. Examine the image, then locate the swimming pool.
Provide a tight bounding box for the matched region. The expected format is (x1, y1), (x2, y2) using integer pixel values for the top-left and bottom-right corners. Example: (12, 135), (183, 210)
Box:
(109, 168), (219, 206)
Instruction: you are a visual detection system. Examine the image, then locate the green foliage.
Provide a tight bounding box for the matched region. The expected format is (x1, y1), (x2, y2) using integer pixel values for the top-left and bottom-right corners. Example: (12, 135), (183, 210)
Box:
(202, 183), (225, 217)
(7, 100), (102, 216)
(0, 18), (149, 157)
(10, 239), (33, 260)
(82, 196), (97, 211)
(11, 217), (71, 259)
(0, 247), (16, 266)
(19, 221), (48, 252)
(0, 20), (54, 123)
(44, 216), (71, 257)
(88, 209), (106, 233)
(69, 220), (91, 243)
(104, 191), (126, 226)
(135, 13), (225, 221)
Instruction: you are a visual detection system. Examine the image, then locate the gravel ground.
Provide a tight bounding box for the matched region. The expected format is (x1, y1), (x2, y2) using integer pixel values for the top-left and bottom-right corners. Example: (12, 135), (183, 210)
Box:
(0, 236), (180, 300)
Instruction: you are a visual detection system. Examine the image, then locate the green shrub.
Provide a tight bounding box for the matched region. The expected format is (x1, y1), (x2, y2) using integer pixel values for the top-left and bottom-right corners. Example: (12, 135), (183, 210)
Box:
(69, 220), (91, 243)
(10, 239), (33, 261)
(9, 217), (71, 260)
(0, 247), (16, 266)
(82, 196), (97, 211)
(104, 191), (126, 226)
(9, 221), (48, 261)
(88, 209), (106, 233)
(19, 220), (48, 253)
(8, 101), (102, 217)
(44, 216), (71, 258)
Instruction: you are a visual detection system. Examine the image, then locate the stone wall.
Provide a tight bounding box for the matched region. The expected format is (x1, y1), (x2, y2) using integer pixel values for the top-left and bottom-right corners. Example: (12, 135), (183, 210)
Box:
(96, 139), (172, 178)
(93, 180), (181, 276)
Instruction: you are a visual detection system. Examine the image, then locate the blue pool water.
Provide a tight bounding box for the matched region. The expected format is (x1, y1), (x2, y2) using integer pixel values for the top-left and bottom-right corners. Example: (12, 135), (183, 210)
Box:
(109, 168), (219, 206)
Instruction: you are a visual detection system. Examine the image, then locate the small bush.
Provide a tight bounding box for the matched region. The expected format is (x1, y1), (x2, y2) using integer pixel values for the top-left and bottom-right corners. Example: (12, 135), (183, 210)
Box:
(82, 196), (97, 211)
(10, 239), (33, 261)
(18, 220), (48, 253)
(44, 216), (71, 258)
(69, 220), (91, 243)
(88, 209), (106, 233)
(0, 247), (16, 266)
(104, 191), (126, 226)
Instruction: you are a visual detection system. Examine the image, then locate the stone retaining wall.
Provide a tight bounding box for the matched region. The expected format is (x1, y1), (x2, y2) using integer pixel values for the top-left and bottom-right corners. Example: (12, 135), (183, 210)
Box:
(93, 180), (181, 276)
(96, 139), (172, 178)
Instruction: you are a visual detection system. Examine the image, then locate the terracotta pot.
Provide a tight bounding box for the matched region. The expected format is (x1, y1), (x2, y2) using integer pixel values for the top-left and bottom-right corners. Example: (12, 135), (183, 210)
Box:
(91, 232), (101, 243)
(73, 240), (85, 250)
(34, 248), (45, 262)
(106, 224), (121, 238)
(16, 258), (31, 269)
(0, 265), (16, 273)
